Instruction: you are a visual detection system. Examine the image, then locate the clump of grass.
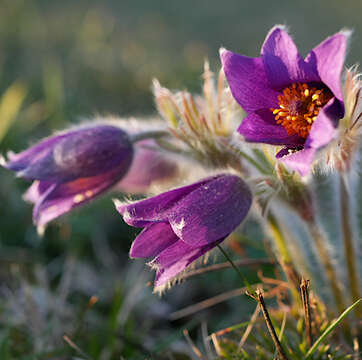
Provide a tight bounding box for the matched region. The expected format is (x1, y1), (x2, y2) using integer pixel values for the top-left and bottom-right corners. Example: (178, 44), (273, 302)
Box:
(187, 278), (360, 360)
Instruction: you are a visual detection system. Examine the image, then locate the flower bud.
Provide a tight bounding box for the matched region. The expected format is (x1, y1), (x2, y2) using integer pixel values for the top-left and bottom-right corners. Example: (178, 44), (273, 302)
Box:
(115, 174), (252, 290)
(2, 124), (133, 227)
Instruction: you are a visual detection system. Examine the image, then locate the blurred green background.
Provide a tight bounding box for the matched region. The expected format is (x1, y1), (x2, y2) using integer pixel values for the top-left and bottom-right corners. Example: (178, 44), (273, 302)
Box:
(0, 1), (360, 359)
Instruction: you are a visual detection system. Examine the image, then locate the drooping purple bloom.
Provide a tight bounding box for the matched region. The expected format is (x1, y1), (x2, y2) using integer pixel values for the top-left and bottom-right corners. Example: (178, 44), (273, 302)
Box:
(2, 124), (133, 227)
(115, 174), (252, 288)
(116, 139), (179, 194)
(220, 26), (349, 175)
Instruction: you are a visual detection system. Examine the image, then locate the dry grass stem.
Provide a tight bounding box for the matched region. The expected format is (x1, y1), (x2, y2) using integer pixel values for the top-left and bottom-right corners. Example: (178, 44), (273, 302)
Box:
(238, 303), (260, 350)
(183, 329), (208, 360)
(300, 278), (313, 348)
(247, 289), (290, 360)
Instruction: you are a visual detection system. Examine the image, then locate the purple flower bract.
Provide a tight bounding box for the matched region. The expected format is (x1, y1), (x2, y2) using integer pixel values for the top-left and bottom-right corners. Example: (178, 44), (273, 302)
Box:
(220, 26), (349, 175)
(117, 139), (179, 194)
(115, 174), (252, 288)
(2, 124), (134, 227)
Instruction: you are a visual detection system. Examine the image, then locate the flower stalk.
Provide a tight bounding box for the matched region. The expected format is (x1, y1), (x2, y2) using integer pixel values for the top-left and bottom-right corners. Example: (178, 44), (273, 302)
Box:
(216, 244), (251, 291)
(339, 174), (361, 318)
(130, 130), (170, 143)
(267, 212), (301, 303)
(306, 220), (346, 315)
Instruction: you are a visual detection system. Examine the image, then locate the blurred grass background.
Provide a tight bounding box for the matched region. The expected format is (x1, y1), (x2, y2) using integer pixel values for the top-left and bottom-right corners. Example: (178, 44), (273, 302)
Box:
(0, 1), (361, 359)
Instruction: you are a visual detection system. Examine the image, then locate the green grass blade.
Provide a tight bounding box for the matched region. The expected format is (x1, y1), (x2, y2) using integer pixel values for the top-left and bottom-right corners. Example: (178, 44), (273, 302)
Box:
(304, 298), (361, 359)
(0, 81), (27, 142)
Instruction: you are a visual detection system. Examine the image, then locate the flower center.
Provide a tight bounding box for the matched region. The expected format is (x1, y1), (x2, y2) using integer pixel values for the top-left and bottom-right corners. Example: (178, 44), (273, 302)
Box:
(271, 83), (333, 138)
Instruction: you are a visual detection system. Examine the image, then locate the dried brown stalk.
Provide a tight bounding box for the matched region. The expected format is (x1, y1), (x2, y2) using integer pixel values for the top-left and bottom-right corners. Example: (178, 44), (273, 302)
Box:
(300, 278), (313, 348)
(247, 289), (290, 360)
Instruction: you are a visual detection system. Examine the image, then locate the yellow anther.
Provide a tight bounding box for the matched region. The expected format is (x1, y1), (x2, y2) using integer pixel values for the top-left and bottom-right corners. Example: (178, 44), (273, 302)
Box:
(85, 190), (93, 198)
(270, 83), (332, 138)
(74, 194), (85, 203)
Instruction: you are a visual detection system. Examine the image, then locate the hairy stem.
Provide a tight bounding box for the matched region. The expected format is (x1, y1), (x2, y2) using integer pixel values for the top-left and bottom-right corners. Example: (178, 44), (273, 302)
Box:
(306, 220), (346, 315)
(267, 212), (301, 303)
(131, 130), (170, 143)
(339, 174), (361, 318)
(216, 244), (250, 290)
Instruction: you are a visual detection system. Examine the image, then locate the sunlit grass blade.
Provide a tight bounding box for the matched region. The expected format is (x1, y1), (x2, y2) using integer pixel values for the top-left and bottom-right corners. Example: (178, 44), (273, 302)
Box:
(304, 298), (361, 359)
(0, 81), (27, 142)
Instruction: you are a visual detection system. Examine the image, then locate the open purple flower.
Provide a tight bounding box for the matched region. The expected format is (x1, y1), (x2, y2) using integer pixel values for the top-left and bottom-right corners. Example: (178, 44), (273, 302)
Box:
(2, 124), (133, 227)
(115, 174), (252, 288)
(220, 26), (349, 175)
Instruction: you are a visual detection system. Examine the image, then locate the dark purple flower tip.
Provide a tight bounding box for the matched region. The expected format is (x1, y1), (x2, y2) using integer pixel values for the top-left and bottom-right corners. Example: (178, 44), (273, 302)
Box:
(115, 174), (252, 287)
(220, 26), (350, 175)
(2, 124), (134, 227)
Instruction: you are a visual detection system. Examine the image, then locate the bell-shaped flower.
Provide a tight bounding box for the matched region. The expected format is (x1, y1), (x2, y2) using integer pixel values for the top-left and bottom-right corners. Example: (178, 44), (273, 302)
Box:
(115, 174), (252, 289)
(221, 26), (349, 175)
(1, 124), (133, 227)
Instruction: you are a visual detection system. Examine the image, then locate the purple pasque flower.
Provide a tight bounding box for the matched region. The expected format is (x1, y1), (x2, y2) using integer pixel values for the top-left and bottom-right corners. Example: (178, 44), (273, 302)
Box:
(220, 25), (349, 175)
(115, 174), (252, 288)
(2, 124), (133, 227)
(116, 139), (179, 194)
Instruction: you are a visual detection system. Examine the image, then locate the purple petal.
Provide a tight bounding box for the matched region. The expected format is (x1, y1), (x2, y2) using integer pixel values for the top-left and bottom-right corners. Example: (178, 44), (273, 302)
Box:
(168, 175), (252, 247)
(305, 31), (349, 100)
(152, 239), (220, 287)
(277, 97), (343, 176)
(261, 26), (319, 89)
(278, 147), (316, 176)
(238, 109), (305, 146)
(23, 181), (54, 203)
(4, 125), (133, 183)
(117, 140), (178, 194)
(2, 132), (73, 172)
(220, 49), (279, 112)
(33, 167), (126, 226)
(115, 176), (217, 227)
(305, 97), (343, 149)
(130, 222), (178, 258)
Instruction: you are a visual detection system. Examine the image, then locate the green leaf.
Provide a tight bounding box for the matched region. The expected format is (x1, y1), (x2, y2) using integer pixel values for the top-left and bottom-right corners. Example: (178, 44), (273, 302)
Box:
(304, 298), (361, 359)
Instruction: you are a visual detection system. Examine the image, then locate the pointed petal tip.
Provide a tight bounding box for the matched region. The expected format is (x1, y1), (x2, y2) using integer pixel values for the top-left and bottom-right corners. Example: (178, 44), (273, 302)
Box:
(0, 151), (16, 168)
(152, 78), (161, 89)
(268, 24), (288, 32)
(37, 225), (46, 237)
(262, 24), (289, 45)
(219, 47), (227, 56)
(219, 47), (231, 63)
(113, 198), (123, 210)
(340, 28), (353, 40)
(0, 155), (7, 167)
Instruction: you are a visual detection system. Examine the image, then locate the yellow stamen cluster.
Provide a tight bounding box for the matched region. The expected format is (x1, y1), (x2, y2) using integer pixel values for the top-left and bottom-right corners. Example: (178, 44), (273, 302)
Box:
(271, 83), (333, 138)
